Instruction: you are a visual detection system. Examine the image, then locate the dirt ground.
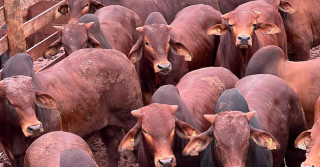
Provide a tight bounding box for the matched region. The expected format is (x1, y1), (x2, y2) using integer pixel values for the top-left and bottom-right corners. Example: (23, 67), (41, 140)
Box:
(0, 46), (319, 167)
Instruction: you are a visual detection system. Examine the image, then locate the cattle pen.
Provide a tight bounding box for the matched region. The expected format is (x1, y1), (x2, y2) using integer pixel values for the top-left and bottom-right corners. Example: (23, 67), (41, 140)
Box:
(0, 0), (68, 71)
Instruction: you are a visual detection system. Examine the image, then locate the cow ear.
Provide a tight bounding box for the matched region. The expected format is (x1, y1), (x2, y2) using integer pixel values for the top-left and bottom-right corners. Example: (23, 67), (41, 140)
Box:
(279, 0), (296, 14)
(58, 3), (69, 15)
(88, 33), (103, 49)
(182, 129), (213, 156)
(90, 0), (105, 11)
(43, 38), (62, 59)
(207, 24), (229, 36)
(250, 126), (280, 150)
(128, 36), (143, 63)
(35, 91), (59, 110)
(294, 129), (312, 150)
(118, 123), (142, 152)
(169, 40), (193, 61)
(175, 120), (201, 140)
(255, 22), (281, 34)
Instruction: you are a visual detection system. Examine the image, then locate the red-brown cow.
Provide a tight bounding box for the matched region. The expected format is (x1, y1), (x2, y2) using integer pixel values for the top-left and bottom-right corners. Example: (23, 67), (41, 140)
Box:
(0, 49), (143, 167)
(130, 5), (222, 102)
(119, 67), (239, 167)
(24, 131), (97, 167)
(245, 45), (320, 128)
(184, 75), (307, 166)
(44, 5), (141, 57)
(100, 0), (220, 23)
(58, 0), (104, 23)
(208, 1), (287, 78)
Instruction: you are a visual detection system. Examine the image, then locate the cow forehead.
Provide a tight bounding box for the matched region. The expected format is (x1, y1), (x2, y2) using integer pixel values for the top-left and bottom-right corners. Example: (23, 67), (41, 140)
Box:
(62, 24), (88, 44)
(143, 24), (170, 41)
(68, 0), (90, 9)
(2, 76), (34, 104)
(213, 111), (250, 146)
(228, 10), (257, 24)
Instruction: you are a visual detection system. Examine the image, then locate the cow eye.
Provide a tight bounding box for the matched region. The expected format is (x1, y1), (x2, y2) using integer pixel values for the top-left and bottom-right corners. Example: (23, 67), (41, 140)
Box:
(145, 41), (150, 47)
(142, 129), (148, 135)
(229, 24), (234, 30)
(215, 140), (220, 147)
(253, 24), (257, 30)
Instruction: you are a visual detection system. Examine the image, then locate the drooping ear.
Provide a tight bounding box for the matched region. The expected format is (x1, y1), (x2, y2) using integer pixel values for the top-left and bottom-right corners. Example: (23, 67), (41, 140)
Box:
(128, 36), (143, 63)
(88, 33), (103, 49)
(182, 128), (213, 156)
(35, 91), (59, 110)
(43, 38), (62, 59)
(294, 129), (312, 150)
(255, 22), (281, 34)
(58, 3), (69, 15)
(204, 114), (216, 124)
(279, 0), (296, 14)
(245, 111), (256, 121)
(250, 126), (280, 150)
(118, 123), (142, 152)
(207, 24), (229, 36)
(175, 120), (201, 140)
(90, 0), (105, 11)
(169, 39), (193, 61)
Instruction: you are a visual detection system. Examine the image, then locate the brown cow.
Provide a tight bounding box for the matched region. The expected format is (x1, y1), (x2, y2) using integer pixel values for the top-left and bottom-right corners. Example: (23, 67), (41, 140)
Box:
(119, 67), (239, 167)
(100, 0), (220, 24)
(0, 49), (143, 167)
(130, 5), (222, 102)
(183, 74), (307, 166)
(24, 131), (97, 167)
(208, 1), (287, 78)
(58, 0), (104, 23)
(295, 110), (320, 167)
(245, 45), (320, 128)
(44, 5), (142, 58)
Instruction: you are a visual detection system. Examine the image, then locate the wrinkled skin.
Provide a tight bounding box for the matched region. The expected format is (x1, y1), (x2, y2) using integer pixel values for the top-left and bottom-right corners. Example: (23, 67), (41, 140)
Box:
(120, 67), (238, 167)
(184, 75), (307, 166)
(295, 119), (320, 167)
(0, 49), (143, 167)
(208, 1), (287, 78)
(58, 0), (104, 23)
(101, 0), (220, 23)
(246, 45), (320, 128)
(24, 131), (97, 167)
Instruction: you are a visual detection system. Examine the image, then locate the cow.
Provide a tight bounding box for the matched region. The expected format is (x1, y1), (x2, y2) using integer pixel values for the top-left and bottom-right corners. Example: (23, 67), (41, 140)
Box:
(130, 5), (222, 102)
(44, 5), (142, 58)
(58, 0), (104, 23)
(183, 74), (307, 166)
(245, 45), (320, 128)
(0, 49), (143, 167)
(24, 131), (97, 167)
(118, 67), (239, 167)
(218, 0), (295, 14)
(295, 109), (320, 167)
(208, 1), (288, 78)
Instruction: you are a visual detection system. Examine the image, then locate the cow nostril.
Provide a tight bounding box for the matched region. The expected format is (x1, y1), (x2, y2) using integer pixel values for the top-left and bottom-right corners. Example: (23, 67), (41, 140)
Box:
(27, 124), (42, 134)
(238, 36), (251, 41)
(238, 36), (242, 40)
(158, 158), (174, 166)
(246, 36), (251, 40)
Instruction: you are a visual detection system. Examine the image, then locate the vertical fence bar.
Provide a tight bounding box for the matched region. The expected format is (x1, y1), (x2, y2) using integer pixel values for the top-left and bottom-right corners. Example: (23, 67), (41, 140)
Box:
(4, 0), (26, 57)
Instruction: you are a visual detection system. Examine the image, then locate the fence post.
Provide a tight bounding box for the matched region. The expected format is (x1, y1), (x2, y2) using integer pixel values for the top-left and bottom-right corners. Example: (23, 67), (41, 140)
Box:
(4, 0), (26, 57)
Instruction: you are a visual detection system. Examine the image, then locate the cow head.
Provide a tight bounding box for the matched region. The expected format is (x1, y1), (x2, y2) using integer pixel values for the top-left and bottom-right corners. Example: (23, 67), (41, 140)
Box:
(129, 24), (192, 75)
(0, 76), (58, 137)
(58, 0), (104, 23)
(183, 111), (280, 166)
(43, 22), (102, 58)
(118, 103), (201, 167)
(207, 10), (281, 49)
(295, 119), (320, 166)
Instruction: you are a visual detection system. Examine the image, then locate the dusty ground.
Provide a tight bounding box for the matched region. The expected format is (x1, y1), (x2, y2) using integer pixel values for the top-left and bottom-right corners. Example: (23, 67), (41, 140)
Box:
(0, 46), (319, 167)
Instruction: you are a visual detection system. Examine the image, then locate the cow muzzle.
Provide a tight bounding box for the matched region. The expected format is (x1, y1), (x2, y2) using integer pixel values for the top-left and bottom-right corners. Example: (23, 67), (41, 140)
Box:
(154, 63), (172, 74)
(23, 122), (44, 137)
(157, 157), (176, 167)
(236, 35), (252, 49)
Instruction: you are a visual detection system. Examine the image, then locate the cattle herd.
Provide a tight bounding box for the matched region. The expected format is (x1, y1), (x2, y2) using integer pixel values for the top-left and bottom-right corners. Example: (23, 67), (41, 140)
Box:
(0, 0), (320, 166)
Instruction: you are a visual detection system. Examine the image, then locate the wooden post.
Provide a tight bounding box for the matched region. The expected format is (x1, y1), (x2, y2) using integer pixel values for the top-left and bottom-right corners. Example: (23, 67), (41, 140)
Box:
(4, 0), (26, 57)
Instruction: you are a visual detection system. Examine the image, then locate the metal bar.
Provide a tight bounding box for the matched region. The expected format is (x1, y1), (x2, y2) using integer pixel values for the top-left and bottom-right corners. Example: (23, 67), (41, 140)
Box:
(0, 35), (8, 55)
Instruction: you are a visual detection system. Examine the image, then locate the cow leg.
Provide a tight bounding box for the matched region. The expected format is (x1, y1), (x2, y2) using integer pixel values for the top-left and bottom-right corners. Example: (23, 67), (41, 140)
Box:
(99, 125), (125, 167)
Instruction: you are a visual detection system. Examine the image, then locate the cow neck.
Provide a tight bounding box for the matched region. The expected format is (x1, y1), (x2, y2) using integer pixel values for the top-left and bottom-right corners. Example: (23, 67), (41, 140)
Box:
(237, 47), (252, 78)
